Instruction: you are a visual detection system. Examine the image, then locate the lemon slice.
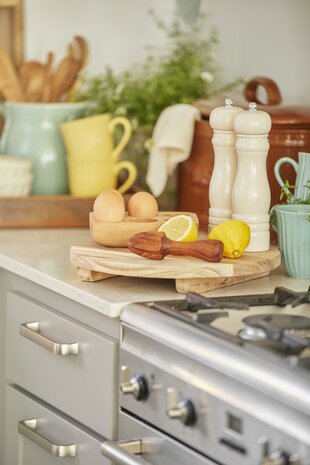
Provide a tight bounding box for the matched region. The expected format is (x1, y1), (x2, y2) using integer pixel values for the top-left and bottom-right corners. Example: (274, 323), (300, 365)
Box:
(208, 220), (250, 258)
(158, 215), (198, 242)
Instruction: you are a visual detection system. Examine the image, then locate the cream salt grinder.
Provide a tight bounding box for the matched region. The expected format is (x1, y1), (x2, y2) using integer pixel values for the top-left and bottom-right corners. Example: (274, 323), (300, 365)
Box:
(232, 102), (272, 252)
(208, 98), (244, 231)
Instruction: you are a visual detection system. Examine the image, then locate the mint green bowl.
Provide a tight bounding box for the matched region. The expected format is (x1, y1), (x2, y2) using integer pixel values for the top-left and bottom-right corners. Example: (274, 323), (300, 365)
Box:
(271, 204), (310, 279)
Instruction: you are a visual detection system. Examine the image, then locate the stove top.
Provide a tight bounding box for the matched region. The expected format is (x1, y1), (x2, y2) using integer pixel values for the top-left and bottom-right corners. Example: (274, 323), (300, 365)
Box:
(120, 286), (310, 465)
(151, 286), (310, 365)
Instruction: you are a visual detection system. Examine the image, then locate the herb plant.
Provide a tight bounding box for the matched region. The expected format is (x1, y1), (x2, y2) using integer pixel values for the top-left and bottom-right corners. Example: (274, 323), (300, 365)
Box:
(76, 10), (242, 196)
(280, 179), (310, 205)
(270, 179), (310, 227)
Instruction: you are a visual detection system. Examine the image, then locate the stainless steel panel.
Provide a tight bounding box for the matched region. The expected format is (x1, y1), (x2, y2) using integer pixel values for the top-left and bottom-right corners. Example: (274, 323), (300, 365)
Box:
(117, 410), (216, 465)
(120, 322), (310, 465)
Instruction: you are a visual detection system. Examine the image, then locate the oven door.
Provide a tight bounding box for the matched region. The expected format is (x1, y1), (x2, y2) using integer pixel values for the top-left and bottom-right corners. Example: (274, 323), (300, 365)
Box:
(101, 410), (216, 465)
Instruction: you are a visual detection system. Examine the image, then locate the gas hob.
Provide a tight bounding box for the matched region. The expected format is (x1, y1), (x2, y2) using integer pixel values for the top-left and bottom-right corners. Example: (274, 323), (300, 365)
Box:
(118, 286), (310, 465)
(152, 286), (310, 364)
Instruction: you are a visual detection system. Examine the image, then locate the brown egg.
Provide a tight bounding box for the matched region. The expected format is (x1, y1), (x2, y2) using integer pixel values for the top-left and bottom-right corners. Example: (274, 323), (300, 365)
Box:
(128, 192), (159, 218)
(93, 189), (125, 222)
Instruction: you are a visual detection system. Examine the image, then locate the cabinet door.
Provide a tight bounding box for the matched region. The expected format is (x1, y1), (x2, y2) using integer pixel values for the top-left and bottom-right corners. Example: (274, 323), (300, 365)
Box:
(4, 385), (111, 465)
(5, 291), (118, 438)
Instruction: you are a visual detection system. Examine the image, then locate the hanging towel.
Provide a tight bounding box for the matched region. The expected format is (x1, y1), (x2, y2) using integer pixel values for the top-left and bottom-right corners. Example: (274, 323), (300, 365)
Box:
(146, 103), (200, 197)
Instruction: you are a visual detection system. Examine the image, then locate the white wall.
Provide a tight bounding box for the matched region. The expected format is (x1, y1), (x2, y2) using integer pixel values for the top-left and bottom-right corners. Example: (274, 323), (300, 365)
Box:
(24, 0), (310, 104)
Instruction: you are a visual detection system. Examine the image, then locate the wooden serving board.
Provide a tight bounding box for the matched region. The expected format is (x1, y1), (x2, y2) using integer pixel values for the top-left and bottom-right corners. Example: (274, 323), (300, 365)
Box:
(70, 242), (281, 294)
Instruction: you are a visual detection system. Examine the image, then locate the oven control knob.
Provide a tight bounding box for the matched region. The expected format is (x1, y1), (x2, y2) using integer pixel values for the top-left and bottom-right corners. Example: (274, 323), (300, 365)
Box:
(120, 366), (149, 401)
(166, 387), (196, 426)
(259, 438), (300, 465)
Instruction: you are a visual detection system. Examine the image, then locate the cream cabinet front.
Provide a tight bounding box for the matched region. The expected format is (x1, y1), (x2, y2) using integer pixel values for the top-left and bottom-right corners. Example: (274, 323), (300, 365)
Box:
(5, 291), (118, 439)
(0, 270), (120, 465)
(5, 385), (111, 465)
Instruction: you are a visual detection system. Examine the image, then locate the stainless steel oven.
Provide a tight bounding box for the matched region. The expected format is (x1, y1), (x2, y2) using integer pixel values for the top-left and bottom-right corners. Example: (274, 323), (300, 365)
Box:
(102, 288), (310, 465)
(102, 411), (215, 465)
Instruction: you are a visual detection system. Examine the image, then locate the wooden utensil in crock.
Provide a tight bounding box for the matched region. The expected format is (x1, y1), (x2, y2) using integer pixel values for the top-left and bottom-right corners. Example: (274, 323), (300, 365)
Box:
(178, 77), (310, 233)
(0, 45), (24, 101)
(19, 60), (45, 102)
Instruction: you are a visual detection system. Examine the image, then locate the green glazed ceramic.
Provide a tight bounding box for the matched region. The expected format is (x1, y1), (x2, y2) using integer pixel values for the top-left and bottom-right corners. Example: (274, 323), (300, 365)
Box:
(271, 204), (310, 279)
(274, 152), (310, 201)
(0, 102), (87, 195)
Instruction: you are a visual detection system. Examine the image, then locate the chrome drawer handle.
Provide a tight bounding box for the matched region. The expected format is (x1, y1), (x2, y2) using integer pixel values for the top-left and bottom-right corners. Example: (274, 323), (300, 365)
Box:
(20, 322), (79, 355)
(18, 419), (77, 457)
(101, 439), (161, 465)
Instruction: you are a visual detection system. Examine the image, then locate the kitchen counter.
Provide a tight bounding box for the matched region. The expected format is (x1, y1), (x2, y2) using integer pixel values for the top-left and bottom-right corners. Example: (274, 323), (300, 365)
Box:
(0, 228), (308, 318)
(0, 228), (309, 465)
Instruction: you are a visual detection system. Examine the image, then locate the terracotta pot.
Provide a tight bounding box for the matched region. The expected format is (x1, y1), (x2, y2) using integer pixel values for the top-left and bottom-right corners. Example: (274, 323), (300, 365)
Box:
(177, 77), (310, 235)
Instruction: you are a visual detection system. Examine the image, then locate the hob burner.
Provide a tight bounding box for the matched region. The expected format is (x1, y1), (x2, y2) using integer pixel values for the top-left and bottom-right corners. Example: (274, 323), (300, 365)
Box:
(239, 314), (310, 354)
(151, 286), (310, 359)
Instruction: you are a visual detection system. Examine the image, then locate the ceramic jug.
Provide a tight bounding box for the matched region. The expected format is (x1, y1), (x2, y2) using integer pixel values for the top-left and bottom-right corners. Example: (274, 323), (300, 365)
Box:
(274, 152), (310, 201)
(0, 101), (87, 195)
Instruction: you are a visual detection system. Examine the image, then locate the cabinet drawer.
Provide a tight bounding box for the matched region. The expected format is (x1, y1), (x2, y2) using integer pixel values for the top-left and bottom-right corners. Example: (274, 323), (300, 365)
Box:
(4, 385), (110, 465)
(5, 292), (118, 438)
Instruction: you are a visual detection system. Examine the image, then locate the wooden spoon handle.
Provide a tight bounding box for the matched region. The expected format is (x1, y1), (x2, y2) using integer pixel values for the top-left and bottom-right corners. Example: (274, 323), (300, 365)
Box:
(163, 238), (223, 262)
(41, 52), (54, 103)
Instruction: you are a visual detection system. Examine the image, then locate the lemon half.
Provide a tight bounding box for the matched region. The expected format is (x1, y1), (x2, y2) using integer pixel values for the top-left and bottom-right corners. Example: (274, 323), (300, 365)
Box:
(208, 220), (250, 258)
(158, 215), (198, 242)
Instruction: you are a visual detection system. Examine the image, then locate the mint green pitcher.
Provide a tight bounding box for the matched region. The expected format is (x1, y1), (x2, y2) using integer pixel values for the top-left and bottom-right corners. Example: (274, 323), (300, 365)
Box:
(0, 102), (87, 195)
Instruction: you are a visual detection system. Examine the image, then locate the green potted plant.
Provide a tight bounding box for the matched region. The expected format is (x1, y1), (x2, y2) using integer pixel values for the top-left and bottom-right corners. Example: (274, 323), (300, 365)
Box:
(76, 10), (242, 205)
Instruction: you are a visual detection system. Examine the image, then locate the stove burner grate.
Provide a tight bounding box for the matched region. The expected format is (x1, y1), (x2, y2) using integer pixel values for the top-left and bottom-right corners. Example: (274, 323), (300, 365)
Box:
(185, 286), (310, 311)
(151, 286), (310, 355)
(239, 314), (310, 354)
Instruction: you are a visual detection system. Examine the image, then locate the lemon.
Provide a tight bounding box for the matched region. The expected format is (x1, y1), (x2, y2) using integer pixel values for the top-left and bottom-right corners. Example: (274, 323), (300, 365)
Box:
(208, 220), (250, 258)
(158, 215), (198, 242)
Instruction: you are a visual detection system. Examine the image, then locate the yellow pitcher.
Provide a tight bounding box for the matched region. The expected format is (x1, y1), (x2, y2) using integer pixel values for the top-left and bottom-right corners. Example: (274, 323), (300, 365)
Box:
(61, 113), (137, 196)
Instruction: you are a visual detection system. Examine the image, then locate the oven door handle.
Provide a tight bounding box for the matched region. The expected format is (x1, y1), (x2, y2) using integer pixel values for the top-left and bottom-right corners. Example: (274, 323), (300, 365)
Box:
(101, 439), (161, 465)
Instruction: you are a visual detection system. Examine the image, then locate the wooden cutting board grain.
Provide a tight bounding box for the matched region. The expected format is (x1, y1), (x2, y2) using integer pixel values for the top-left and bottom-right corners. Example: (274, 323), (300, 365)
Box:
(70, 242), (281, 294)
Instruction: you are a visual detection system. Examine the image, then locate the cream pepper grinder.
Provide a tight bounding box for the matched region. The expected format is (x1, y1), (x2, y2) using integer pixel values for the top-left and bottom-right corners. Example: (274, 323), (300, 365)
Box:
(232, 102), (272, 252)
(208, 98), (244, 231)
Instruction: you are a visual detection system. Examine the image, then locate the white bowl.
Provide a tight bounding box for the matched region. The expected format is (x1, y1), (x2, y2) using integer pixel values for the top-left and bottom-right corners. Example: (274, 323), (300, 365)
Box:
(0, 155), (33, 180)
(0, 172), (33, 196)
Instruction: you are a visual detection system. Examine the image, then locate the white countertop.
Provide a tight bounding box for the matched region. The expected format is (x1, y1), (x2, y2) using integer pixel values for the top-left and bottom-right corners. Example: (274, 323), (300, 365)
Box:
(0, 228), (308, 318)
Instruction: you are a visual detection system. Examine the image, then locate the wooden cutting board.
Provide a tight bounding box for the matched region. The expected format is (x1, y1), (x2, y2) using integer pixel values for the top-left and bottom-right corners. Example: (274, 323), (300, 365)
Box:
(0, 0), (23, 67)
(70, 242), (281, 294)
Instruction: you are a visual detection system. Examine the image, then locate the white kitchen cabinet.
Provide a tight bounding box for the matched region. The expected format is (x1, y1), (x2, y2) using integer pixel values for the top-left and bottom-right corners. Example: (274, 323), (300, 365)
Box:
(5, 385), (110, 465)
(5, 291), (118, 438)
(0, 270), (120, 465)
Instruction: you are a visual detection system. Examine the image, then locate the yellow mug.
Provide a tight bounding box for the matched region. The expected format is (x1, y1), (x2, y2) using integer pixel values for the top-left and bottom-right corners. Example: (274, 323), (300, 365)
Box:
(67, 156), (137, 197)
(60, 113), (132, 161)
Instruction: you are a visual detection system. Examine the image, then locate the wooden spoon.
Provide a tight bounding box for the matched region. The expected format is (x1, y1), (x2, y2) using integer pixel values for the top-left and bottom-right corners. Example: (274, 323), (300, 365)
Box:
(19, 61), (45, 102)
(50, 55), (81, 102)
(0, 46), (25, 101)
(73, 35), (88, 68)
(67, 36), (88, 99)
(41, 52), (54, 103)
(128, 231), (224, 262)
